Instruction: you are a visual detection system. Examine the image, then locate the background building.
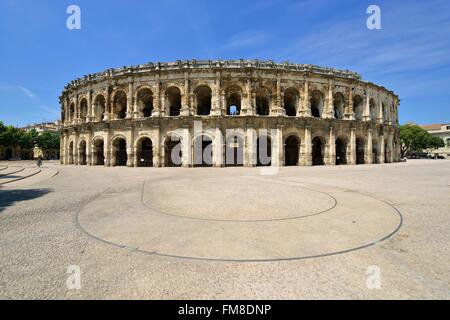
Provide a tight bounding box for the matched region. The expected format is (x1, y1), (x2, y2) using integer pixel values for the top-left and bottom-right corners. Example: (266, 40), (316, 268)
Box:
(421, 123), (450, 158)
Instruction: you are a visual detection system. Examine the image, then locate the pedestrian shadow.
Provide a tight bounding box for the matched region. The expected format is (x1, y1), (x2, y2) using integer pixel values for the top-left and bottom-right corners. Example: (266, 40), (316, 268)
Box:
(0, 188), (53, 212)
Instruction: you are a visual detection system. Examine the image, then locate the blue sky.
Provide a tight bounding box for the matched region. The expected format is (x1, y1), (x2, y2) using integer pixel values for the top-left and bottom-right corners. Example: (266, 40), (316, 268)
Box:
(0, 0), (449, 126)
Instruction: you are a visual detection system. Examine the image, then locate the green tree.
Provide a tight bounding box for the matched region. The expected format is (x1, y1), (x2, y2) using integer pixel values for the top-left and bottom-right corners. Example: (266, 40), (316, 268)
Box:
(400, 123), (445, 157)
(423, 135), (445, 155)
(36, 131), (60, 150)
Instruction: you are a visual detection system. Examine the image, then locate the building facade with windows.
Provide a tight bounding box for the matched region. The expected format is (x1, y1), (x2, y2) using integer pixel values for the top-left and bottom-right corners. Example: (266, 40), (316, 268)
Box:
(59, 60), (400, 167)
(421, 123), (450, 159)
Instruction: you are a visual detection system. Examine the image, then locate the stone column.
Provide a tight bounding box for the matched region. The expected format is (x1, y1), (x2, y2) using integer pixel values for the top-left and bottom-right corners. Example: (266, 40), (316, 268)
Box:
(379, 136), (385, 164)
(153, 77), (161, 117)
(363, 93), (370, 121)
(182, 126), (191, 167)
(86, 131), (92, 166)
(181, 74), (191, 116)
(104, 129), (111, 167)
(242, 79), (254, 116)
(367, 129), (373, 164)
(87, 89), (93, 122)
(377, 96), (383, 124)
(104, 86), (111, 121)
(328, 126), (336, 165)
(348, 128), (356, 165)
(272, 125), (284, 167)
(153, 126), (161, 167)
(213, 127), (224, 167)
(74, 132), (79, 165)
(127, 128), (135, 167)
(62, 133), (68, 165)
(299, 80), (311, 117)
(345, 87), (354, 120)
(323, 80), (335, 119)
(211, 73), (222, 117)
(300, 126), (312, 166)
(244, 126), (256, 167)
(272, 75), (285, 116)
(126, 82), (133, 119)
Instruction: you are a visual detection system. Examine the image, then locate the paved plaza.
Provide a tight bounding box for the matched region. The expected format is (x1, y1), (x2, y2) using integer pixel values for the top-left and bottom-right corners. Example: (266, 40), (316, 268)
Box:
(0, 160), (449, 299)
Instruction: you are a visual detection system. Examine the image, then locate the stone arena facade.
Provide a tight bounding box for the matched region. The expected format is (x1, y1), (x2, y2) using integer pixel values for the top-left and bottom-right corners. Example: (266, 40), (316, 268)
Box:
(59, 60), (400, 168)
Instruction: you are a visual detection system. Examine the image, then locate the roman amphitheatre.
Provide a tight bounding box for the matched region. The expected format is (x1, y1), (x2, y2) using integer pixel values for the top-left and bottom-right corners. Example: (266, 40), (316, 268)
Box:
(0, 61), (448, 299)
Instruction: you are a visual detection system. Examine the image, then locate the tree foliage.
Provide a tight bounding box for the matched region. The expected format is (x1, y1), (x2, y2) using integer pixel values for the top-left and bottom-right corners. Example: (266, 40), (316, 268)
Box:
(0, 121), (60, 151)
(400, 123), (445, 157)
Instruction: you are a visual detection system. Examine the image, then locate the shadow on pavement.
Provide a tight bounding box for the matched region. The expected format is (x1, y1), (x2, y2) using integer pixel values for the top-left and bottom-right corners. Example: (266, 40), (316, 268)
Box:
(0, 188), (53, 212)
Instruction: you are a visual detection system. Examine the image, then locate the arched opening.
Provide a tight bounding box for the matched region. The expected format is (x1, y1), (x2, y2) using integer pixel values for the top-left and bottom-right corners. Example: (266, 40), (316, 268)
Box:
(194, 135), (213, 167)
(69, 103), (75, 123)
(136, 137), (153, 167)
(79, 140), (87, 165)
(113, 138), (127, 166)
(137, 88), (153, 118)
(113, 91), (127, 119)
(353, 95), (364, 120)
(68, 142), (74, 164)
(334, 93), (345, 120)
(93, 139), (104, 166)
(372, 139), (379, 164)
(226, 86), (242, 116)
(256, 89), (270, 116)
(284, 136), (300, 166)
(336, 137), (347, 165)
(356, 137), (365, 164)
(166, 87), (182, 117)
(79, 98), (88, 123)
(383, 103), (389, 123)
(94, 95), (106, 122)
(257, 135), (272, 166)
(225, 135), (244, 167)
(310, 90), (324, 118)
(284, 88), (298, 117)
(369, 98), (377, 121)
(165, 136), (182, 167)
(312, 137), (325, 166)
(195, 85), (212, 116)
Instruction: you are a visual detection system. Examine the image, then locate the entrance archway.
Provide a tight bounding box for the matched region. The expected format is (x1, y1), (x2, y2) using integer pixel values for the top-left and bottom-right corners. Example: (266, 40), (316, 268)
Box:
(312, 137), (325, 166)
(79, 140), (87, 165)
(194, 136), (213, 167)
(113, 138), (127, 166)
(225, 135), (244, 167)
(356, 137), (365, 164)
(93, 139), (104, 166)
(284, 136), (300, 166)
(372, 139), (379, 164)
(257, 135), (272, 166)
(335, 137), (347, 165)
(165, 136), (182, 167)
(137, 137), (153, 167)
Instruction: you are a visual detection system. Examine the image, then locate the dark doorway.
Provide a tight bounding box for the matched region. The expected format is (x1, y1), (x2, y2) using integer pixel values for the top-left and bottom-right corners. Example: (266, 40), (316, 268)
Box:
(356, 138), (365, 164)
(285, 136), (300, 166)
(194, 136), (213, 167)
(257, 136), (272, 166)
(226, 135), (244, 167)
(137, 138), (153, 167)
(93, 139), (104, 166)
(312, 137), (325, 166)
(166, 138), (182, 167)
(336, 138), (347, 165)
(114, 138), (127, 166)
(79, 140), (87, 165)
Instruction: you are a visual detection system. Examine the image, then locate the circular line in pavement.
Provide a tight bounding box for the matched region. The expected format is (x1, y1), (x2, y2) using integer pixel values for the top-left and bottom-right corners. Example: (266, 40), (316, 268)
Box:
(75, 182), (403, 263)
